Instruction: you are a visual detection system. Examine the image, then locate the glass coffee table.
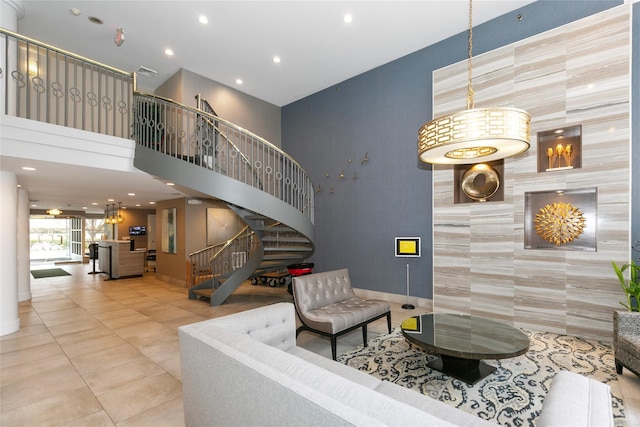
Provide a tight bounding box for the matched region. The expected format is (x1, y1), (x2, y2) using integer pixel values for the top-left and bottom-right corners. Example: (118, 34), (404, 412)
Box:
(401, 313), (530, 385)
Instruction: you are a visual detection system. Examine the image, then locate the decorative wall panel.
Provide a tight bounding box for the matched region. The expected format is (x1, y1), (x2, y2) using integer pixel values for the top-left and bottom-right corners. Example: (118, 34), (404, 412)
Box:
(432, 5), (631, 342)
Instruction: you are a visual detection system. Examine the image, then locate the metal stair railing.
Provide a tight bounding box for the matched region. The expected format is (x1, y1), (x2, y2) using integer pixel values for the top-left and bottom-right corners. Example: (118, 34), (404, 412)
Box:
(188, 226), (255, 289)
(132, 92), (314, 223)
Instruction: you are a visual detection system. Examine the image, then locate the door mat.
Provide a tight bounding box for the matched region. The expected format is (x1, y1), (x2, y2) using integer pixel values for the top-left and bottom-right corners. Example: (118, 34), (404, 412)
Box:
(31, 268), (71, 279)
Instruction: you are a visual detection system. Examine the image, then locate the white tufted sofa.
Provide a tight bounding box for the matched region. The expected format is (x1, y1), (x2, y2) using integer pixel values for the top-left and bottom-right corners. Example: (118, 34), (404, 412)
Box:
(292, 268), (391, 360)
(178, 302), (614, 427)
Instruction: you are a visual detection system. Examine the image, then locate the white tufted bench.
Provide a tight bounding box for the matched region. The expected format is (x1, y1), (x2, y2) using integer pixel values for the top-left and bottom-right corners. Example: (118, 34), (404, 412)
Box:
(292, 268), (391, 360)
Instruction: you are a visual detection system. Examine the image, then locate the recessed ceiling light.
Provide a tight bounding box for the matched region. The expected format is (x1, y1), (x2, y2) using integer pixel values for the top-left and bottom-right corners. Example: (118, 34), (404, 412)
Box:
(166, 182), (175, 186)
(136, 204), (141, 207)
(92, 202), (98, 205)
(198, 15), (208, 24)
(164, 48), (174, 56)
(273, 56), (281, 64)
(69, 8), (81, 16)
(82, 207), (88, 210)
(108, 198), (114, 202)
(22, 166), (36, 171)
(236, 78), (243, 85)
(343, 14), (353, 23)
(128, 193), (135, 196)
(149, 202), (156, 205)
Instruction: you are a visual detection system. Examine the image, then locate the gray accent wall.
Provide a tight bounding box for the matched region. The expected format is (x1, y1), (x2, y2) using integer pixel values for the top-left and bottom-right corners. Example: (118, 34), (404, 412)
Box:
(156, 68), (282, 146)
(281, 1), (627, 299)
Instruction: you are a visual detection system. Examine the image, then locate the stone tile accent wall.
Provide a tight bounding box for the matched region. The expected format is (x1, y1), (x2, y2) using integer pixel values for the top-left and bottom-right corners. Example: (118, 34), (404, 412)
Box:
(432, 5), (631, 342)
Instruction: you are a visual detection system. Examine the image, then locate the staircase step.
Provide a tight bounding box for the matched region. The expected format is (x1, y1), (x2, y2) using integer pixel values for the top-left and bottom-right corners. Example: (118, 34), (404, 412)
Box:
(264, 246), (312, 252)
(263, 254), (301, 261)
(262, 237), (309, 243)
(255, 226), (294, 233)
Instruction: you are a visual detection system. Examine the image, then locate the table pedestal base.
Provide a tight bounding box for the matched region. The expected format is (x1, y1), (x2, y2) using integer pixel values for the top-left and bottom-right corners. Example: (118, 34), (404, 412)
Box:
(428, 355), (496, 385)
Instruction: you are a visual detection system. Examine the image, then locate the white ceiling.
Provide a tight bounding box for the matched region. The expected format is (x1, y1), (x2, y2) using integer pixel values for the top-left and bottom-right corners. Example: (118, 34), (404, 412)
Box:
(6, 0), (538, 215)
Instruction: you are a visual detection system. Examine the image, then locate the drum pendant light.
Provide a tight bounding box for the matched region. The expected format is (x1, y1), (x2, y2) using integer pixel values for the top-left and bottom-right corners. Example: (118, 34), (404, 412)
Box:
(418, 0), (531, 165)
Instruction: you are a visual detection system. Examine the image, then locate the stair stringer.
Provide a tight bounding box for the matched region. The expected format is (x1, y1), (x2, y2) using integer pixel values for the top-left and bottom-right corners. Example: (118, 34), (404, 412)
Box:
(134, 146), (314, 240)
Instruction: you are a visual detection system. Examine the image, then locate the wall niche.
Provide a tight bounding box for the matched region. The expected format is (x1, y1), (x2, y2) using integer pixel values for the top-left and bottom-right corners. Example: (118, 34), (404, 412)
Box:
(454, 160), (504, 204)
(537, 125), (582, 173)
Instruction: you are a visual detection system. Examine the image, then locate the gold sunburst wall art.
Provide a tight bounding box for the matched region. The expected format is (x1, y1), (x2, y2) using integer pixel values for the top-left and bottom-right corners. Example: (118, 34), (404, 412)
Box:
(524, 188), (597, 251)
(534, 202), (586, 245)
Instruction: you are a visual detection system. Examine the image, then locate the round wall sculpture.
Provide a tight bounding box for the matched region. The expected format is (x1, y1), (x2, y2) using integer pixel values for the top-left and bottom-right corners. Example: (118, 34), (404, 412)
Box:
(534, 202), (586, 246)
(460, 163), (500, 202)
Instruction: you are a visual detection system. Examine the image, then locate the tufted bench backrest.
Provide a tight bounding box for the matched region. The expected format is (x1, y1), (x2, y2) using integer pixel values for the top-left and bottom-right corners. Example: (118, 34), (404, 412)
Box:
(189, 302), (297, 351)
(292, 269), (356, 313)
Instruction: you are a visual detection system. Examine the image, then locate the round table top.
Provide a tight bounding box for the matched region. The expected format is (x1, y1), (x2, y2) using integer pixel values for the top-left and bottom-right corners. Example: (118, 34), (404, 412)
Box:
(401, 313), (530, 360)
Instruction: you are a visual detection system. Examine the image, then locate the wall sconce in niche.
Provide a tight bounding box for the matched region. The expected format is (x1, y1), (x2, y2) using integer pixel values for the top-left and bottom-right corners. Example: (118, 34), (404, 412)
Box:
(537, 125), (582, 172)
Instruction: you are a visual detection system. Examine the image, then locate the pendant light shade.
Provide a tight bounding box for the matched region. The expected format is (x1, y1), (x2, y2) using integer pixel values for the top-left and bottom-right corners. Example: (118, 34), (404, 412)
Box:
(417, 0), (531, 165)
(418, 107), (531, 164)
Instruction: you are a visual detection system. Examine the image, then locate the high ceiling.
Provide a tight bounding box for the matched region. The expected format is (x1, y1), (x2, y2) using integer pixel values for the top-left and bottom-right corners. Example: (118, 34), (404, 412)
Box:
(6, 0), (537, 215)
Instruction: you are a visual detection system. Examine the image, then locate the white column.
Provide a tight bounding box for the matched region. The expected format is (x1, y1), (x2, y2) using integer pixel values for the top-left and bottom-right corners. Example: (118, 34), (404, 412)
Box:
(17, 187), (31, 301)
(0, 171), (20, 335)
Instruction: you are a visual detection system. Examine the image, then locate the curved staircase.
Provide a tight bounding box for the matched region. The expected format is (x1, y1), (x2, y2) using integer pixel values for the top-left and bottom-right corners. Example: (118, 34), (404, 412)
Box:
(132, 93), (314, 305)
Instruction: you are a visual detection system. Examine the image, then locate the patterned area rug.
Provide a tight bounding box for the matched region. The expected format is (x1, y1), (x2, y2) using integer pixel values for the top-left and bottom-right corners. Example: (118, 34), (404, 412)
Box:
(338, 327), (626, 426)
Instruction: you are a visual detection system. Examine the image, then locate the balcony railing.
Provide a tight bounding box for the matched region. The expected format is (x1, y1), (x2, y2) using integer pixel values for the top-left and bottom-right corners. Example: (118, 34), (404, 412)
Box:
(1, 27), (132, 137)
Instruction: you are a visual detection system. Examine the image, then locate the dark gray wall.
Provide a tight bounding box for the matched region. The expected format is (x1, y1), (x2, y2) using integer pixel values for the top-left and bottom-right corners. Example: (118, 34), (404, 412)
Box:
(282, 1), (628, 299)
(156, 69), (282, 146)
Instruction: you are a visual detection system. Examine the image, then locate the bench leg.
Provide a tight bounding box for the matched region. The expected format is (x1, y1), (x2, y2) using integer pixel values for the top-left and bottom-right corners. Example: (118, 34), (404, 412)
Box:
(331, 336), (338, 360)
(386, 312), (392, 334)
(362, 325), (368, 348)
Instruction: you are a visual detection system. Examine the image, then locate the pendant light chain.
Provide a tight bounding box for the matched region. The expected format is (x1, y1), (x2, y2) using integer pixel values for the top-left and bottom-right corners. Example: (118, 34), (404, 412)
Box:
(467, 0), (475, 110)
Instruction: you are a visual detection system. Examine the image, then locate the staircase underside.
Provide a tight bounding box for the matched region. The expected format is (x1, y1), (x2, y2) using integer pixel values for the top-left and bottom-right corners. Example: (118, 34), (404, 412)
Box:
(134, 145), (314, 305)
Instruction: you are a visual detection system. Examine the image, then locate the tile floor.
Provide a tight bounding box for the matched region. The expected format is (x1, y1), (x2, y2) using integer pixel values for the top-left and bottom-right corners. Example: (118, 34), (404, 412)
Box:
(1, 262), (639, 426)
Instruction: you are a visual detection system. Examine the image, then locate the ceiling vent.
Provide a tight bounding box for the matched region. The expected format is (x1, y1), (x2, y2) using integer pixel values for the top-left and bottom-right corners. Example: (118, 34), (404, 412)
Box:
(136, 66), (157, 77)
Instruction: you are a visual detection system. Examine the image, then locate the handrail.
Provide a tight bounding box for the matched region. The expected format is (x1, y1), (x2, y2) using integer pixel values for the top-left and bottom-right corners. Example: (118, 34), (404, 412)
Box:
(1, 27), (131, 77)
(189, 225), (250, 258)
(133, 92), (314, 223)
(133, 91), (308, 173)
(1, 27), (133, 136)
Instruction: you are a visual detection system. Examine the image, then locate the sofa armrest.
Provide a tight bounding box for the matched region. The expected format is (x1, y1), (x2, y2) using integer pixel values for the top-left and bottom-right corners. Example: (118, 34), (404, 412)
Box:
(614, 310), (640, 337)
(536, 371), (613, 427)
(184, 302), (297, 351)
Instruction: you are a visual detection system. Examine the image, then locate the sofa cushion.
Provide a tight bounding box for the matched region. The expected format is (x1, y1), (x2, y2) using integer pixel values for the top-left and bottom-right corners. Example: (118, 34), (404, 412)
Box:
(535, 371), (613, 427)
(302, 297), (390, 334)
(287, 345), (381, 389)
(374, 381), (496, 426)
